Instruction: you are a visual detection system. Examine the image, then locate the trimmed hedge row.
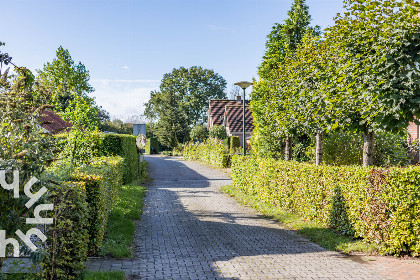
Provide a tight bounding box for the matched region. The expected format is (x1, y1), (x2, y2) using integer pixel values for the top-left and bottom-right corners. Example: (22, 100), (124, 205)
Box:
(39, 181), (89, 280)
(71, 156), (124, 254)
(231, 155), (420, 256)
(184, 138), (229, 168)
(145, 137), (159, 154)
(41, 156), (124, 279)
(99, 134), (139, 184)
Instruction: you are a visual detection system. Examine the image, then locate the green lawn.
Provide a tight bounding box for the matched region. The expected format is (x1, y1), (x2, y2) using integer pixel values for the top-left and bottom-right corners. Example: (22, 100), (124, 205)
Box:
(78, 271), (125, 280)
(221, 185), (378, 254)
(99, 181), (147, 258)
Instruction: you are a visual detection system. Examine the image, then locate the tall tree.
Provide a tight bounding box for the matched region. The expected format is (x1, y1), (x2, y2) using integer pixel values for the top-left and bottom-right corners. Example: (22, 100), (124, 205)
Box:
(252, 0), (319, 159)
(154, 90), (190, 148)
(145, 66), (227, 126)
(258, 0), (320, 80)
(37, 46), (94, 112)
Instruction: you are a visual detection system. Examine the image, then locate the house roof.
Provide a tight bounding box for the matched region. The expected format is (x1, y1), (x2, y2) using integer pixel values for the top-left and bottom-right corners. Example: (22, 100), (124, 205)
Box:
(224, 105), (254, 133)
(39, 110), (72, 134)
(209, 99), (250, 126)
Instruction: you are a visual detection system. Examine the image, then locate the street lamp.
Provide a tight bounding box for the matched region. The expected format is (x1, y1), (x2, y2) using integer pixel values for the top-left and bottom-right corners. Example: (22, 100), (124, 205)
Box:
(234, 81), (253, 156)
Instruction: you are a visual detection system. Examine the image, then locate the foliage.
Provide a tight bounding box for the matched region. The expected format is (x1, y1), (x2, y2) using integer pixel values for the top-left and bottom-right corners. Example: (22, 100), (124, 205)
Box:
(145, 137), (159, 154)
(36, 46), (94, 113)
(48, 156), (124, 257)
(144, 66), (227, 126)
(0, 43), (58, 268)
(190, 125), (208, 141)
(99, 119), (132, 134)
(60, 129), (102, 167)
(160, 150), (173, 156)
(39, 181), (89, 280)
(208, 125), (227, 140)
(184, 138), (229, 168)
(154, 89), (190, 149)
(251, 0), (420, 165)
(258, 0), (320, 79)
(77, 271), (126, 280)
(99, 179), (147, 258)
(99, 134), (139, 184)
(230, 136), (240, 154)
(231, 155), (420, 255)
(305, 130), (412, 166)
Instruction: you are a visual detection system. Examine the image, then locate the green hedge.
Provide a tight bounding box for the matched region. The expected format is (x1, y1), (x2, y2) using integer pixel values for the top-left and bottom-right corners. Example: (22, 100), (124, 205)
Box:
(39, 181), (89, 280)
(230, 136), (240, 154)
(99, 134), (139, 183)
(184, 138), (229, 168)
(71, 156), (124, 255)
(145, 137), (159, 154)
(231, 155), (420, 256)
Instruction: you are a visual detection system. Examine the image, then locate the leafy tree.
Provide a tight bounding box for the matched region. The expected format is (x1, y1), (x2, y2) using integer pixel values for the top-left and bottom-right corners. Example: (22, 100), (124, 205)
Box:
(0, 43), (57, 267)
(145, 66), (227, 126)
(323, 0), (420, 166)
(209, 125), (227, 140)
(154, 90), (190, 149)
(258, 0), (320, 79)
(252, 0), (319, 160)
(190, 125), (208, 141)
(37, 46), (94, 112)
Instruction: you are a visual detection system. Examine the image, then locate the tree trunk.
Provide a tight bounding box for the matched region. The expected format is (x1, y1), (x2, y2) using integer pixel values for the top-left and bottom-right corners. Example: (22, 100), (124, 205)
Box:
(316, 132), (323, 165)
(285, 137), (292, 161)
(363, 126), (374, 167)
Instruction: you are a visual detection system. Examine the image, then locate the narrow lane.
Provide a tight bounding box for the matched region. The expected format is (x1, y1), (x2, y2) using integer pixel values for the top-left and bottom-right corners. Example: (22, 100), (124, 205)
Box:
(129, 155), (389, 280)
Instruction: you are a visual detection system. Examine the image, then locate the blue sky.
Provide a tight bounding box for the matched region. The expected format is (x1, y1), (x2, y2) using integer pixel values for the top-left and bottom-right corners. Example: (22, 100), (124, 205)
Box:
(1, 0), (344, 120)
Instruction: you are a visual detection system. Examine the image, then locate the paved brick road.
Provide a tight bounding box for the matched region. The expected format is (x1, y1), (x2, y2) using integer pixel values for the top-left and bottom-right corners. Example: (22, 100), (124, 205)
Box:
(88, 155), (392, 279)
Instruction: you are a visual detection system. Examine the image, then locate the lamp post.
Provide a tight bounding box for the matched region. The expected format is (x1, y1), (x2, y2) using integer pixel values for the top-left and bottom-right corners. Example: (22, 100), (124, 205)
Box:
(234, 81), (253, 156)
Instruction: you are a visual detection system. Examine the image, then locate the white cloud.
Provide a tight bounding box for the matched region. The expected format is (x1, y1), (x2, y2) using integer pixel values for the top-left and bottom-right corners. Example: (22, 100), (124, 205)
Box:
(207, 24), (234, 33)
(90, 79), (160, 121)
(122, 66), (130, 70)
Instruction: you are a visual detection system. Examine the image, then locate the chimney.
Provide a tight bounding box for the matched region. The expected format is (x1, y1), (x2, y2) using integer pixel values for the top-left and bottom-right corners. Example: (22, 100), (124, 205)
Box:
(236, 95), (242, 102)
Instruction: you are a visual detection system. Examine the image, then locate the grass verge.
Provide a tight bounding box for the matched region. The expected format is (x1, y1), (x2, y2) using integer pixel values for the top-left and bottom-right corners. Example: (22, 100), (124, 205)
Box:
(221, 184), (378, 254)
(99, 180), (147, 258)
(78, 271), (125, 280)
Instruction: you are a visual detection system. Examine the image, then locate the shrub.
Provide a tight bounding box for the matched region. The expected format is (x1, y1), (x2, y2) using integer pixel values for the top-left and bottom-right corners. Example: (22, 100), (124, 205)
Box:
(209, 125), (227, 140)
(231, 156), (420, 256)
(46, 156), (124, 257)
(230, 136), (240, 154)
(184, 138), (229, 168)
(39, 181), (89, 280)
(190, 125), (208, 141)
(145, 137), (159, 154)
(99, 134), (139, 183)
(71, 157), (124, 255)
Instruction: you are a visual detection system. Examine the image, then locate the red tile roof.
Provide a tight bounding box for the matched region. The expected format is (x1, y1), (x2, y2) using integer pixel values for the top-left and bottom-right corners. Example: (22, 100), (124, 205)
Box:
(224, 105), (254, 133)
(208, 99), (250, 127)
(39, 110), (72, 134)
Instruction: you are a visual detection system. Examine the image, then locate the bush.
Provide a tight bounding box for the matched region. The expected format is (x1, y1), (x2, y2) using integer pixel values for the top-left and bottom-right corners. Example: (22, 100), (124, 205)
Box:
(99, 134), (139, 183)
(39, 181), (89, 280)
(184, 138), (229, 168)
(71, 157), (124, 254)
(46, 156), (124, 257)
(209, 125), (227, 140)
(190, 125), (208, 141)
(230, 136), (240, 154)
(145, 137), (159, 154)
(231, 155), (420, 256)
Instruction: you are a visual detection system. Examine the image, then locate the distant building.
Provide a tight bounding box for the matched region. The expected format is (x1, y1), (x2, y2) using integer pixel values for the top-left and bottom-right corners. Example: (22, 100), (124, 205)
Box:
(39, 110), (72, 134)
(207, 97), (254, 147)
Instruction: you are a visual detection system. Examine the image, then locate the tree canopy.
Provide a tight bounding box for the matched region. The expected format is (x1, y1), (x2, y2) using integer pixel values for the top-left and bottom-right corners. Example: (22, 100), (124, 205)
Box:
(258, 0), (320, 79)
(145, 66), (227, 126)
(251, 0), (420, 165)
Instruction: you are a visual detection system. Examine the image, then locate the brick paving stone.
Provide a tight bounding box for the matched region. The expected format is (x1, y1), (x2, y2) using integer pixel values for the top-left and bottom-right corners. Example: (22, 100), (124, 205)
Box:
(84, 156), (420, 279)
